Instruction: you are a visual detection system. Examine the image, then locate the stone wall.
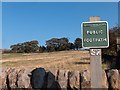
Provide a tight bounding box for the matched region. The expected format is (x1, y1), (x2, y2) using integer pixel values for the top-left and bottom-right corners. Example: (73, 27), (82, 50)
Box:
(0, 67), (120, 90)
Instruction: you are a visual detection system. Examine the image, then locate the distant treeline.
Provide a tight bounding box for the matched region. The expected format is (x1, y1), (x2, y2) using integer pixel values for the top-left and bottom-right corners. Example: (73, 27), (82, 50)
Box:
(5, 26), (120, 56)
(10, 37), (82, 53)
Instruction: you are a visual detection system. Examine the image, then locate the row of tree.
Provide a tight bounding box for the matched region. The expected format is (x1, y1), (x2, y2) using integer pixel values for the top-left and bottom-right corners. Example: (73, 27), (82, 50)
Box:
(10, 26), (120, 55)
(10, 38), (82, 53)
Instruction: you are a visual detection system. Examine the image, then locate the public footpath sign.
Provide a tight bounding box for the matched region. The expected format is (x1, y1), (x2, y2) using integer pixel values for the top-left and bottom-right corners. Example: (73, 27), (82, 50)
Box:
(82, 21), (109, 48)
(81, 16), (109, 89)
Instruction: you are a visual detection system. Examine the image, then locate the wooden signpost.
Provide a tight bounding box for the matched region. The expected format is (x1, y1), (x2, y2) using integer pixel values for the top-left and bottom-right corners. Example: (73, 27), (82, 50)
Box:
(82, 16), (109, 89)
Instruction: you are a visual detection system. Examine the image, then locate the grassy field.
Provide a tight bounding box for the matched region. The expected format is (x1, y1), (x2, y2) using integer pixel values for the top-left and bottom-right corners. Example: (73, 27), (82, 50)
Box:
(1, 50), (92, 71)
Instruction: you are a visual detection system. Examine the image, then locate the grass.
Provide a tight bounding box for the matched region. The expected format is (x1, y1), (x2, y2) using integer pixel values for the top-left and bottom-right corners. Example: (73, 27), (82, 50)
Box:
(1, 50), (108, 71)
(2, 53), (25, 59)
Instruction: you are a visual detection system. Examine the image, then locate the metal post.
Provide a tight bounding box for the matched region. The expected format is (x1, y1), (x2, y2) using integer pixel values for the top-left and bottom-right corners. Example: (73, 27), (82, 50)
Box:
(89, 16), (102, 89)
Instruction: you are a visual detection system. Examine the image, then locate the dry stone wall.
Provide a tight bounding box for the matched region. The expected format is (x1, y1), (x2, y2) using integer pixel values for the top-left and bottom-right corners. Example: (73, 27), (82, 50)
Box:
(0, 67), (120, 90)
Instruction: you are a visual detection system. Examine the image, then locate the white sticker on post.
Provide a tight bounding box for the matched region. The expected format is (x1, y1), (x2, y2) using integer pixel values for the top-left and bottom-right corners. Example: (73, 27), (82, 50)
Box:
(90, 49), (101, 56)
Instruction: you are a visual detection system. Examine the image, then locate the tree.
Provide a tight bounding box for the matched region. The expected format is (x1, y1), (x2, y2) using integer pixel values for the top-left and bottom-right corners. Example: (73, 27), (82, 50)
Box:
(102, 27), (120, 56)
(68, 42), (75, 50)
(39, 46), (46, 53)
(10, 43), (24, 53)
(46, 37), (70, 51)
(102, 26), (120, 69)
(60, 37), (69, 44)
(10, 44), (18, 53)
(74, 38), (82, 50)
(10, 40), (39, 53)
(30, 40), (39, 52)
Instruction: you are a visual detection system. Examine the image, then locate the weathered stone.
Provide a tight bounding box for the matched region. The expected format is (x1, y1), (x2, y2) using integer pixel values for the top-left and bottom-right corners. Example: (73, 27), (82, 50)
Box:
(17, 68), (32, 88)
(0, 68), (7, 89)
(48, 69), (58, 80)
(2, 67), (120, 90)
(118, 70), (120, 90)
(81, 70), (91, 88)
(108, 69), (119, 89)
(50, 81), (61, 89)
(47, 71), (55, 88)
(102, 70), (108, 89)
(68, 71), (80, 89)
(31, 68), (46, 89)
(7, 68), (18, 88)
(0, 68), (1, 89)
(57, 70), (69, 89)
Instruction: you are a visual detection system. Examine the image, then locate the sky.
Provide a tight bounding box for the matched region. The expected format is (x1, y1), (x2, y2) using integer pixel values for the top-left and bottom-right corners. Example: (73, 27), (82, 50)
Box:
(118, 1), (120, 26)
(2, 2), (118, 49)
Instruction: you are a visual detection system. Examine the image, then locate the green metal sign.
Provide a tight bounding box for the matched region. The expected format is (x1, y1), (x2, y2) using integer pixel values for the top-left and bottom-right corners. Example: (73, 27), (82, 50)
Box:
(82, 21), (109, 48)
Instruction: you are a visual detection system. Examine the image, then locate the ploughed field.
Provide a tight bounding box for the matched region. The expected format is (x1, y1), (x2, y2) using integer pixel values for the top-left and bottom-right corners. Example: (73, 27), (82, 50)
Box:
(2, 50), (91, 71)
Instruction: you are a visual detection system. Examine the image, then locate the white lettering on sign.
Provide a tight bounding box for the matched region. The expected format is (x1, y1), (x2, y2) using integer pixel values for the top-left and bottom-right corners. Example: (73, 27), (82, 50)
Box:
(84, 38), (107, 43)
(86, 30), (103, 35)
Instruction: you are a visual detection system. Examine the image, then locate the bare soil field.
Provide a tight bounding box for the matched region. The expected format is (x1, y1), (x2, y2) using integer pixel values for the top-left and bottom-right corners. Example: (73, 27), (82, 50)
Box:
(2, 50), (91, 71)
